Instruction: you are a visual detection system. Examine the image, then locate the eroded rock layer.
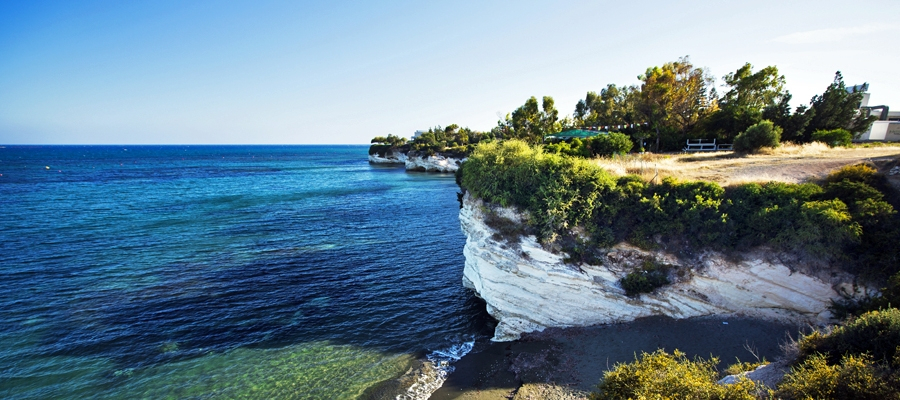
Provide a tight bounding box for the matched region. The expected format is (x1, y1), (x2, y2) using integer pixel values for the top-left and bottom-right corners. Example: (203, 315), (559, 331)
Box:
(459, 192), (862, 341)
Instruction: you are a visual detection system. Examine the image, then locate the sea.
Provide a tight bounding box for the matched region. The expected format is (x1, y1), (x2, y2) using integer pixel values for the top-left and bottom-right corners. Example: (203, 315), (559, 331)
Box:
(0, 145), (495, 399)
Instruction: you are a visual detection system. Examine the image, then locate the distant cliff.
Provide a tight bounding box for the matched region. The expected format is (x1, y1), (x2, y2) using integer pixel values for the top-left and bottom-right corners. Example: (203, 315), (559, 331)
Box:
(459, 192), (866, 341)
(368, 148), (463, 173)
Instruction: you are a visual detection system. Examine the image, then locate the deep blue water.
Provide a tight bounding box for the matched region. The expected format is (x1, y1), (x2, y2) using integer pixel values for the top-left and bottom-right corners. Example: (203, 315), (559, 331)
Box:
(0, 145), (492, 399)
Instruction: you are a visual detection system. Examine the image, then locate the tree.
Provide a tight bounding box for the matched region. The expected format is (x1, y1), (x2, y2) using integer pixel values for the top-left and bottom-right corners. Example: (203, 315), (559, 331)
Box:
(497, 96), (562, 144)
(574, 84), (639, 128)
(371, 134), (406, 146)
(763, 99), (815, 143)
(733, 120), (782, 152)
(637, 56), (717, 151)
(707, 63), (787, 141)
(805, 71), (877, 140)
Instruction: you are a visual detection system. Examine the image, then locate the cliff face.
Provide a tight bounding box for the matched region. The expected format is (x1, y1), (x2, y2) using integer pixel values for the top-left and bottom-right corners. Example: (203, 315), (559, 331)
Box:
(368, 150), (462, 172)
(368, 150), (408, 164)
(459, 192), (864, 341)
(405, 154), (464, 173)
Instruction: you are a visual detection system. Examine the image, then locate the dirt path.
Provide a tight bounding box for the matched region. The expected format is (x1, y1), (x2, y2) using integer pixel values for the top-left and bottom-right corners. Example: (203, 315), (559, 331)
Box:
(595, 144), (900, 186)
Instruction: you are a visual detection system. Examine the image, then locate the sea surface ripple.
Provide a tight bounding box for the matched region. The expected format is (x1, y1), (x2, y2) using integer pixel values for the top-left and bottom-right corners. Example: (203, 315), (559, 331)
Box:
(0, 145), (493, 399)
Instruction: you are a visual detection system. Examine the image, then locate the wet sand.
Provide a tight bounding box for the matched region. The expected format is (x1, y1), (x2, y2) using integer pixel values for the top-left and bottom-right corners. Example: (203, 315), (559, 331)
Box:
(431, 315), (803, 399)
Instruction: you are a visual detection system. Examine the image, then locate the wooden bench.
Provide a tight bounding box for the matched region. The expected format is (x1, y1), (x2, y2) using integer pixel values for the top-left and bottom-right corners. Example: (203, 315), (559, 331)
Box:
(684, 139), (732, 152)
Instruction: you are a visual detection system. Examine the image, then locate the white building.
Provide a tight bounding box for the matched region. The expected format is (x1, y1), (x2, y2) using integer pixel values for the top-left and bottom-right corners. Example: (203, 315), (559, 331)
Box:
(854, 84), (900, 141)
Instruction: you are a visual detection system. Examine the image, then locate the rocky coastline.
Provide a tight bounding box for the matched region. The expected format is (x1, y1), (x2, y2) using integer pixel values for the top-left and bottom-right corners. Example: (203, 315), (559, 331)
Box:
(459, 191), (863, 342)
(368, 149), (464, 173)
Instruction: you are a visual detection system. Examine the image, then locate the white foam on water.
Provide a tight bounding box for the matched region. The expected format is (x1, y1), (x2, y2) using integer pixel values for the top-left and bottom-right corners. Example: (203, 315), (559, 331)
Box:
(396, 339), (475, 400)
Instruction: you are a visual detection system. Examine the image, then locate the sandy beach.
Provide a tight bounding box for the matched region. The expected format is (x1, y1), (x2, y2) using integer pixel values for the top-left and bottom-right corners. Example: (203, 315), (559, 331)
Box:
(431, 315), (802, 399)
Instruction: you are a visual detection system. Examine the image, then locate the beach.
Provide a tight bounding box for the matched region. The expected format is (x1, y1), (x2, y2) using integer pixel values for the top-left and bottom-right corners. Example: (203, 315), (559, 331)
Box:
(432, 315), (801, 399)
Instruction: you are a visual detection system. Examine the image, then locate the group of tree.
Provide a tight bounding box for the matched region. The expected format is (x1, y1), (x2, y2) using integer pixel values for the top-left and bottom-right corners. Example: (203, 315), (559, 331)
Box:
(571, 58), (877, 152)
(372, 56), (878, 156)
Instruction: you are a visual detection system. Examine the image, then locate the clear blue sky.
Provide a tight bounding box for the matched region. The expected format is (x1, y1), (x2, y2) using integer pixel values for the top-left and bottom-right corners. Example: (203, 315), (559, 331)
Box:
(1, 0), (898, 144)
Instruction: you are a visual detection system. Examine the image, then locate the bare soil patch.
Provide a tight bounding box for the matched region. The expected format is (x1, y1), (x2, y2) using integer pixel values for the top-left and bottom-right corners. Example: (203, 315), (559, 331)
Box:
(594, 143), (900, 186)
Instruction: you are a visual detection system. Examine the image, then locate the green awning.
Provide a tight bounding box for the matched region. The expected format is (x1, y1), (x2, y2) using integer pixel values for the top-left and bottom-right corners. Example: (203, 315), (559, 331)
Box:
(545, 129), (608, 140)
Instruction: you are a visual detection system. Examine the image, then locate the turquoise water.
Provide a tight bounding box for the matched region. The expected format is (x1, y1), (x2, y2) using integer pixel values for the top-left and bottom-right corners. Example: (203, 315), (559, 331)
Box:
(0, 145), (493, 399)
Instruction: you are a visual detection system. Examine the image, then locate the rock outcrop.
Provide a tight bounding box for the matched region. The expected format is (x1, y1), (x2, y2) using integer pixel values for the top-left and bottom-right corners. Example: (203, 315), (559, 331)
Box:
(405, 154), (464, 173)
(368, 150), (462, 172)
(368, 150), (408, 164)
(459, 192), (864, 341)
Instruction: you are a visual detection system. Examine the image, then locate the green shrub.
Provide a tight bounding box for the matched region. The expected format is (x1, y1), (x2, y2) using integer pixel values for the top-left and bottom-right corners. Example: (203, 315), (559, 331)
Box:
(775, 199), (861, 260)
(733, 120), (782, 152)
(460, 141), (892, 274)
(591, 349), (757, 400)
(722, 182), (823, 248)
(723, 359), (768, 376)
(460, 140), (617, 242)
(776, 353), (899, 400)
(635, 178), (727, 246)
(825, 163), (881, 186)
(776, 308), (900, 399)
(368, 143), (393, 156)
(589, 132), (633, 156)
(800, 308), (900, 366)
(620, 260), (671, 296)
(812, 128), (853, 147)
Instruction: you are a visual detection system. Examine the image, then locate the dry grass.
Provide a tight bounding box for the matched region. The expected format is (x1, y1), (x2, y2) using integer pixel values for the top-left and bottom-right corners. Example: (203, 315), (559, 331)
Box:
(593, 143), (900, 186)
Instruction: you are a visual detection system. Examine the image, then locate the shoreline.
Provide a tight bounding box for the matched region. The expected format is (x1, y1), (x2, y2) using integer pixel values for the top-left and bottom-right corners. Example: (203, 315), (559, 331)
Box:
(431, 315), (801, 399)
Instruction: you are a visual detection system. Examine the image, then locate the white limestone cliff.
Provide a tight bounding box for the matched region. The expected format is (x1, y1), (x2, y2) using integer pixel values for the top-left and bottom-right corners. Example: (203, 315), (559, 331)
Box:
(405, 154), (464, 173)
(368, 150), (408, 164)
(459, 192), (865, 341)
(368, 150), (462, 172)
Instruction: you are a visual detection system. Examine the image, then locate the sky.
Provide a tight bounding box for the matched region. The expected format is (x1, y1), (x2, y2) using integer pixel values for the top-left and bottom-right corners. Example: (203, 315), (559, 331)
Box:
(1, 0), (898, 144)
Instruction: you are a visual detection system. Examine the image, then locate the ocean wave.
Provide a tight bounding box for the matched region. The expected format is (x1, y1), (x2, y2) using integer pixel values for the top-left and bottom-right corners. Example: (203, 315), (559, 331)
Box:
(396, 339), (474, 400)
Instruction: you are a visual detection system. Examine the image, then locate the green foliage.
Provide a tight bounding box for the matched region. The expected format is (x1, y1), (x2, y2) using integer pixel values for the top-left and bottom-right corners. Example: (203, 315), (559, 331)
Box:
(819, 164), (900, 281)
(812, 128), (853, 147)
(589, 132), (633, 156)
(800, 308), (900, 366)
(806, 71), (879, 139)
(620, 260), (671, 296)
(590, 350), (757, 400)
(733, 120), (782, 152)
(722, 181), (822, 248)
(776, 353), (900, 400)
(781, 309), (900, 399)
(635, 177), (727, 246)
(493, 96), (561, 144)
(824, 163), (882, 187)
(460, 140), (616, 241)
(408, 124), (489, 156)
(637, 56), (718, 152)
(461, 143), (889, 272)
(545, 133), (633, 158)
(369, 134), (408, 156)
(723, 359), (768, 376)
(370, 134), (406, 146)
(574, 84), (641, 128)
(707, 63), (788, 141)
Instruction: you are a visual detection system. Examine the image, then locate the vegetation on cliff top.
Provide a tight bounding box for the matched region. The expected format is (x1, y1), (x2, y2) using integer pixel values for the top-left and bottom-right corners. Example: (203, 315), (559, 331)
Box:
(458, 140), (900, 284)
